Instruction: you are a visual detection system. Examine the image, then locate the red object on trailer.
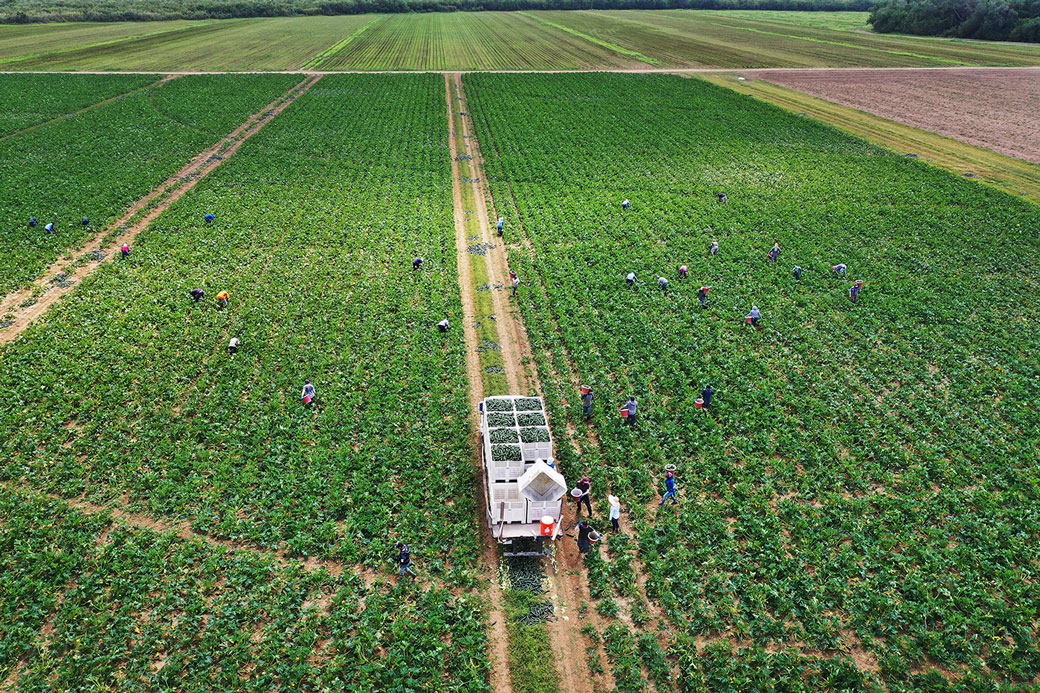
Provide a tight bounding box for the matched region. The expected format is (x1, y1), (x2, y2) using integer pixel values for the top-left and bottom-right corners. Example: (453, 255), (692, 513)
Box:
(540, 516), (555, 536)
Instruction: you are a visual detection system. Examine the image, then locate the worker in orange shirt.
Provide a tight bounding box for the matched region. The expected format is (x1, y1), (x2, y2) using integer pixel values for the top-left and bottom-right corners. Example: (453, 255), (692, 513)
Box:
(216, 290), (230, 309)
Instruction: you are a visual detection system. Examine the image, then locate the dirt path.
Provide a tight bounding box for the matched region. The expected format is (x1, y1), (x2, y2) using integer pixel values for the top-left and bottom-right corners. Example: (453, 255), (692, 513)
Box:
(449, 72), (611, 693)
(0, 74), (320, 344)
(445, 73), (513, 693)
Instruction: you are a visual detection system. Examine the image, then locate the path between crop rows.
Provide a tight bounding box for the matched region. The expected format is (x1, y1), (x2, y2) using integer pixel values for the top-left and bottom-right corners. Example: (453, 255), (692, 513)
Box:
(446, 73), (514, 693)
(0, 74), (320, 344)
(447, 72), (617, 693)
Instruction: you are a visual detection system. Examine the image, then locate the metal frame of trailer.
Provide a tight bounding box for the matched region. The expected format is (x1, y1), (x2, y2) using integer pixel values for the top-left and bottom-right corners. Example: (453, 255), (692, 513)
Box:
(479, 395), (567, 557)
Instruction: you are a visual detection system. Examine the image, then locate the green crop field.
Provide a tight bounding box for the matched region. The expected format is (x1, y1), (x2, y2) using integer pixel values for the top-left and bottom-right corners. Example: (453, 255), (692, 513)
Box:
(1, 11), (1038, 71)
(0, 73), (157, 136)
(0, 73), (491, 689)
(466, 72), (1040, 690)
(0, 15), (1038, 687)
(0, 73), (299, 295)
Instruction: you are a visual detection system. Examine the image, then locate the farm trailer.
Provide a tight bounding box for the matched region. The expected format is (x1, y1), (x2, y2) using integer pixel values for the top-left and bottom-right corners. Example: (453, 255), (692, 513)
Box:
(479, 395), (567, 556)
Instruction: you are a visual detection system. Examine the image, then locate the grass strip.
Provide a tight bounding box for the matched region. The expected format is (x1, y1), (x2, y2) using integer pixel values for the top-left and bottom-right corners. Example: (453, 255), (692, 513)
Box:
(698, 73), (1040, 204)
(505, 590), (560, 693)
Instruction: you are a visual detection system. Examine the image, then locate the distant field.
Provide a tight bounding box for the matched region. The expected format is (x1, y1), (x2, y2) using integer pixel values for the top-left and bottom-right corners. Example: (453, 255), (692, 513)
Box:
(532, 10), (1040, 67)
(312, 12), (644, 70)
(3, 16), (371, 71)
(0, 20), (206, 64)
(2, 10), (1040, 71)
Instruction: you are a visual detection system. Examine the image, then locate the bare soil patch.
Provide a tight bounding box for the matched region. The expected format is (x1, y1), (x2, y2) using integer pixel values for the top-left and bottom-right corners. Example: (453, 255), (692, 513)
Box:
(749, 67), (1040, 163)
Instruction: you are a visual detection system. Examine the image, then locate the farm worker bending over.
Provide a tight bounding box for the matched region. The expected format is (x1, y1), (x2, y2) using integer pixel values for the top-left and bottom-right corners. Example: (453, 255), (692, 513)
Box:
(717, 193), (728, 204)
(44, 222), (55, 234)
(657, 276), (669, 292)
(228, 337), (240, 355)
(413, 257), (423, 270)
(512, 275), (519, 297)
(81, 217), (89, 226)
(701, 385), (714, 408)
(437, 318), (450, 333)
(576, 520), (592, 556)
(497, 217), (504, 237)
(575, 476), (592, 516)
(833, 264), (847, 277)
(204, 213), (215, 224)
(608, 495), (621, 533)
(121, 244), (130, 259)
(710, 239), (719, 256)
(622, 199), (630, 210)
(396, 542), (417, 578)
(624, 396), (638, 426)
(581, 387), (594, 416)
(678, 265), (688, 280)
(768, 243), (781, 262)
(792, 266), (803, 281)
(626, 272), (636, 287)
(29, 217), (37, 227)
(301, 379), (316, 404)
(850, 280), (863, 303)
(697, 286), (709, 309)
(660, 471), (678, 505)
(746, 305), (762, 327)
(216, 290), (230, 309)
(190, 288), (205, 302)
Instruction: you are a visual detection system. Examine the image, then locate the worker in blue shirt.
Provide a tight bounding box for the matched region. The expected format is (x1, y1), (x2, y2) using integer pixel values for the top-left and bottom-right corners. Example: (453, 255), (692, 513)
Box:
(204, 213), (215, 224)
(659, 471), (678, 505)
(29, 217), (38, 228)
(701, 385), (714, 408)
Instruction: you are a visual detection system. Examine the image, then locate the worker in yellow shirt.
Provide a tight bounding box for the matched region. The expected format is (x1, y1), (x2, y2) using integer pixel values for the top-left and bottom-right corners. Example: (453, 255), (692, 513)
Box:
(216, 290), (230, 310)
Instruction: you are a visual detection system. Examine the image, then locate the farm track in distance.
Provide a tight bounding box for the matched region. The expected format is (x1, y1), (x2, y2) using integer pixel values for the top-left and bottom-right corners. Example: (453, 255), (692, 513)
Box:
(0, 74), (321, 343)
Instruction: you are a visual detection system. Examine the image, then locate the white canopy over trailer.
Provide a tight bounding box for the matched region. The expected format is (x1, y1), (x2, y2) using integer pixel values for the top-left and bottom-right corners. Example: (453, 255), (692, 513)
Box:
(480, 395), (566, 552)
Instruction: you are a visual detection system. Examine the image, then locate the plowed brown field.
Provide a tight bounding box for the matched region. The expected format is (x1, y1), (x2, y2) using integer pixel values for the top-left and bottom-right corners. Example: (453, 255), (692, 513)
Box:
(750, 67), (1040, 163)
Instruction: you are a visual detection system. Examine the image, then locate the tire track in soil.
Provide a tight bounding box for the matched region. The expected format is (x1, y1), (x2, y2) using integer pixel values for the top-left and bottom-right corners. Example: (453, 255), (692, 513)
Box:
(445, 73), (513, 693)
(0, 74), (321, 345)
(451, 72), (609, 693)
(1, 480), (359, 584)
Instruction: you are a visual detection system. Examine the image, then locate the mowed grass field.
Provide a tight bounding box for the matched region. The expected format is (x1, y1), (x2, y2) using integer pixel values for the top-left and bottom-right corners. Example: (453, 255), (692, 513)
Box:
(2, 10), (1040, 71)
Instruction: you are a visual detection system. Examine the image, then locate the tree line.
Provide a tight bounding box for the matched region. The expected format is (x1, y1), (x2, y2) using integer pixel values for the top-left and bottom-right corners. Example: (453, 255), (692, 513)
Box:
(1, 0), (869, 24)
(869, 0), (1040, 42)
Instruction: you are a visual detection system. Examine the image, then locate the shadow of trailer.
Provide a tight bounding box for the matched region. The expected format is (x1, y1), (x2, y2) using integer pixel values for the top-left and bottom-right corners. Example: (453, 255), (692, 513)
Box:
(480, 395), (567, 557)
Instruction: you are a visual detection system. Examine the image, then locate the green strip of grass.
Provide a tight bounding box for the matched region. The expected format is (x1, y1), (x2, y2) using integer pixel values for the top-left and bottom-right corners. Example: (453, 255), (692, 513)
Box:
(504, 590), (561, 693)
